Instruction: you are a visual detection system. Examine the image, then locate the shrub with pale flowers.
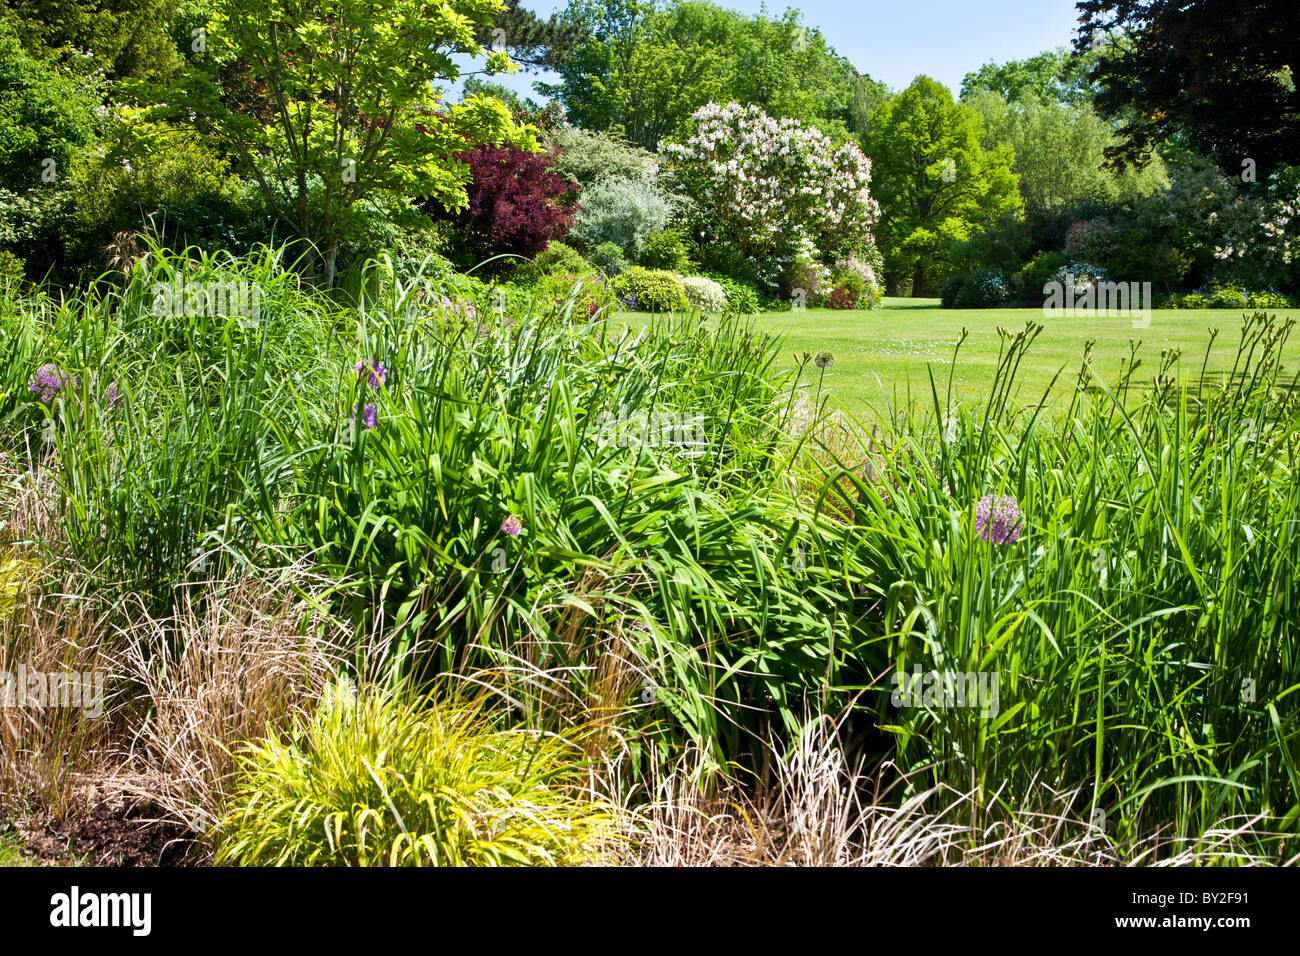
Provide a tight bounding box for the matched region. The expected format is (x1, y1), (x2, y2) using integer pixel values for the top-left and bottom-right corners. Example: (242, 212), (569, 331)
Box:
(680, 275), (728, 312)
(661, 103), (880, 289)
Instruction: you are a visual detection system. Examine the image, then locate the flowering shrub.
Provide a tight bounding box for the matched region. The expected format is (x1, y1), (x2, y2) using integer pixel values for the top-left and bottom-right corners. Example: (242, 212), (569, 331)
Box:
(610, 267), (688, 312)
(832, 252), (878, 291)
(661, 103), (880, 288)
(825, 284), (859, 309)
(680, 276), (727, 313)
(1209, 166), (1300, 288)
(1051, 262), (1108, 295)
(956, 269), (1013, 308)
(782, 240), (831, 304)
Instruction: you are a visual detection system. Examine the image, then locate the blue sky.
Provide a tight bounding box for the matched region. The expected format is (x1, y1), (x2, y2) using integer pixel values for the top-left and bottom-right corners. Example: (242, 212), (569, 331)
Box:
(469, 0), (1086, 101)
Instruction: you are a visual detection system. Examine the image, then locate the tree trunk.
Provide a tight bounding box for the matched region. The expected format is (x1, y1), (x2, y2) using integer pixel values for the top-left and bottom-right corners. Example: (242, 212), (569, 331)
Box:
(323, 240), (339, 290)
(911, 262), (926, 298)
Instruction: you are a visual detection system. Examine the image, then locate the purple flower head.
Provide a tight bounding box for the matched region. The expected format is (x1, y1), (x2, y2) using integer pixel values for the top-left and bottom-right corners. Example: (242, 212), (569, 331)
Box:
(354, 358), (387, 389)
(360, 403), (378, 430)
(28, 363), (67, 404)
(500, 514), (523, 537)
(974, 494), (1023, 545)
(815, 351), (834, 369)
(104, 381), (120, 408)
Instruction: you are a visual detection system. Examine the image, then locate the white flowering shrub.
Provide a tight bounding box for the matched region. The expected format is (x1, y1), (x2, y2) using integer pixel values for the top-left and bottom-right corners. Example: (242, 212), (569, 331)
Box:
(680, 275), (728, 312)
(570, 176), (675, 257)
(1052, 262), (1108, 295)
(661, 103), (880, 287)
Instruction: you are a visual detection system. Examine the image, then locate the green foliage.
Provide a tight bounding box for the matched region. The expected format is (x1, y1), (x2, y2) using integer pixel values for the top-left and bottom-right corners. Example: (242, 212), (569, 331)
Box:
(544, 125), (657, 187)
(588, 241), (628, 276)
(863, 76), (1021, 295)
(939, 276), (964, 309)
(965, 88), (1168, 210)
(638, 228), (694, 272)
(216, 682), (615, 866)
(546, 0), (861, 148)
(10, 244), (1300, 857)
(69, 118), (230, 227)
(0, 19), (102, 192)
(0, 250), (24, 285)
(1077, 0), (1300, 171)
(700, 271), (760, 314)
(610, 265), (687, 311)
(472, 0), (586, 71)
(849, 316), (1300, 855)
(1020, 249), (1069, 299)
(569, 176), (674, 257)
(145, 0), (527, 285)
(0, 0), (189, 82)
(532, 269), (616, 316)
(516, 240), (590, 282)
(960, 45), (1102, 107)
(1162, 282), (1294, 310)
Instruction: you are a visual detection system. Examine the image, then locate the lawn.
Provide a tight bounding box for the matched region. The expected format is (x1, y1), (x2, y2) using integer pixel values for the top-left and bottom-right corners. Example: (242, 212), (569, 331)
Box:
(619, 297), (1300, 413)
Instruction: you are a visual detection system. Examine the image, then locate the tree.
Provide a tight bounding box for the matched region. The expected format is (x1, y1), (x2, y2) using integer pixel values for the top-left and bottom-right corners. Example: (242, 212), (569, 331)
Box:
(0, 19), (102, 190)
(863, 77), (1020, 295)
(0, 0), (190, 82)
(848, 74), (891, 136)
(432, 144), (578, 264)
(959, 46), (1102, 107)
(966, 88), (1167, 209)
(662, 102), (879, 289)
(543, 0), (731, 150)
(1075, 0), (1300, 171)
(543, 0), (861, 149)
(151, 0), (528, 286)
(722, 9), (859, 140)
(473, 0), (585, 70)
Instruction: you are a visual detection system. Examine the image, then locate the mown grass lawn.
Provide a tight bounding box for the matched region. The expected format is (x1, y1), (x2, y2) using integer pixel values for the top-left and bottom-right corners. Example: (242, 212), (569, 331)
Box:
(619, 297), (1300, 412)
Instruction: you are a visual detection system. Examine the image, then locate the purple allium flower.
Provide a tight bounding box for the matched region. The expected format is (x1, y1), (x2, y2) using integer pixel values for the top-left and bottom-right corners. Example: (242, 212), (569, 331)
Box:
(27, 363), (66, 404)
(500, 514), (523, 536)
(974, 494), (1023, 545)
(354, 358), (387, 388)
(815, 351), (834, 368)
(360, 403), (378, 430)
